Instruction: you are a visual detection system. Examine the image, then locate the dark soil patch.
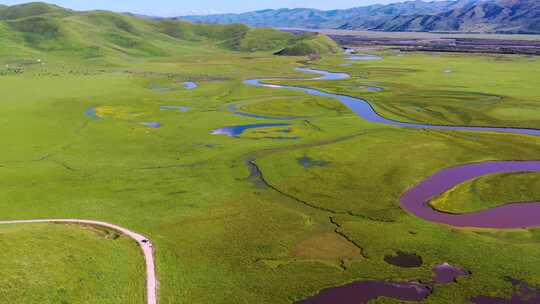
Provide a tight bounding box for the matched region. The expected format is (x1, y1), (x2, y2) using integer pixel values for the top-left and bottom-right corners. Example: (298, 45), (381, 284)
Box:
(384, 250), (423, 268)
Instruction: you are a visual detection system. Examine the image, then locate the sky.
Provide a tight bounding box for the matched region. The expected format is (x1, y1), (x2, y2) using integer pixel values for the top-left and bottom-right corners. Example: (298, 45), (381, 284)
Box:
(0, 0), (437, 16)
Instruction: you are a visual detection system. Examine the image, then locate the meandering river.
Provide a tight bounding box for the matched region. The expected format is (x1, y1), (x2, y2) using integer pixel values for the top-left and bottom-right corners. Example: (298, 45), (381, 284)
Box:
(244, 68), (540, 137)
(244, 67), (540, 228)
(244, 61), (540, 302)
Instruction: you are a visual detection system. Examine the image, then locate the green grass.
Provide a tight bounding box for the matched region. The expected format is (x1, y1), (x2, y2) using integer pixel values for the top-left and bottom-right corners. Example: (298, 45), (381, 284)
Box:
(233, 95), (349, 118)
(0, 3), (540, 304)
(0, 3), (329, 62)
(0, 2), (69, 20)
(431, 172), (540, 214)
(255, 128), (540, 220)
(0, 223), (144, 303)
(310, 50), (540, 129)
(238, 28), (295, 52)
(276, 33), (341, 56)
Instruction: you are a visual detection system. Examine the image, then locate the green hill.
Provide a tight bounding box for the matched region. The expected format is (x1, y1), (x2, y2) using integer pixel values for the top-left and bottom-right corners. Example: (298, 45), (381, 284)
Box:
(0, 2), (340, 63)
(238, 28), (296, 52)
(274, 32), (341, 56)
(0, 2), (70, 20)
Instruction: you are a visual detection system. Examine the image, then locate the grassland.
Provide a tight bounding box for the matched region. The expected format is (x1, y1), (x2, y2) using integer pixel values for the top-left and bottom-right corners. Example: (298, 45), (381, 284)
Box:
(1, 3), (540, 304)
(288, 50), (540, 129)
(232, 95), (350, 119)
(0, 223), (144, 303)
(275, 33), (340, 56)
(431, 172), (540, 214)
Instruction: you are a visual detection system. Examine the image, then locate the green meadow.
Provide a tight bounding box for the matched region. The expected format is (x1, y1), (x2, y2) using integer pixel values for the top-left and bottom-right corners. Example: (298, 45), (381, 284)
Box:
(431, 172), (540, 214)
(1, 3), (540, 304)
(0, 223), (144, 303)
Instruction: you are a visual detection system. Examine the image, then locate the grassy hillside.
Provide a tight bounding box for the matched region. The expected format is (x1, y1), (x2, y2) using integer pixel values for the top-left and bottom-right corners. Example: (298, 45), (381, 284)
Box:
(0, 2), (338, 62)
(0, 223), (144, 303)
(238, 28), (296, 52)
(0, 2), (70, 20)
(275, 33), (341, 56)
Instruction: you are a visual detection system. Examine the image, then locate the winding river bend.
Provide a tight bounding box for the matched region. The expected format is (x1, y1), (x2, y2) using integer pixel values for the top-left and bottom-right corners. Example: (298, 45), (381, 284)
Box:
(244, 68), (540, 137)
(243, 68), (540, 227)
(244, 68), (540, 221)
(401, 161), (540, 229)
(245, 63), (540, 302)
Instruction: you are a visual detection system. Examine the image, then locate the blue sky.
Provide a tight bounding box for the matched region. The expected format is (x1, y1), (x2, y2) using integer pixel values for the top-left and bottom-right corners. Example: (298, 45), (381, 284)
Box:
(0, 0), (430, 16)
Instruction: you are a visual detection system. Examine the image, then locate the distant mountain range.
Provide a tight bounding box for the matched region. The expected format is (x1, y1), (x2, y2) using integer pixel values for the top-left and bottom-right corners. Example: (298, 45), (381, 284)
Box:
(180, 0), (540, 34)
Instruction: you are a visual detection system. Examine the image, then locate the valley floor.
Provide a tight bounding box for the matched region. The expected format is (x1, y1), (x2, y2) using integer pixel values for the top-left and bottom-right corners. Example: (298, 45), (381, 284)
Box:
(0, 44), (539, 303)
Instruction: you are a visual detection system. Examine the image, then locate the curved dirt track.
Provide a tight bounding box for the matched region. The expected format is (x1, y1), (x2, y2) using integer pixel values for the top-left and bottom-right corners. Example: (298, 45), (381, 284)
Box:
(0, 219), (157, 304)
